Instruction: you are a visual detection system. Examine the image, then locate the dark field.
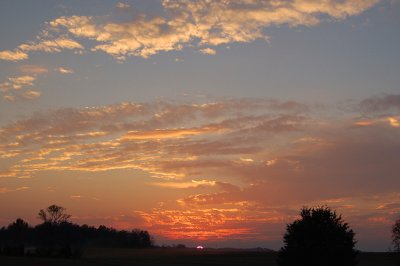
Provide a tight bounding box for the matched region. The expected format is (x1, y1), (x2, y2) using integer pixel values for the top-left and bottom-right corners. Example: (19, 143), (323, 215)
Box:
(0, 248), (399, 266)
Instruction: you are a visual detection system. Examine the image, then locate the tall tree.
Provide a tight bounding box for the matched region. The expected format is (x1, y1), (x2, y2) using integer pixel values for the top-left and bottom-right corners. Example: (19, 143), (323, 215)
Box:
(38, 205), (71, 224)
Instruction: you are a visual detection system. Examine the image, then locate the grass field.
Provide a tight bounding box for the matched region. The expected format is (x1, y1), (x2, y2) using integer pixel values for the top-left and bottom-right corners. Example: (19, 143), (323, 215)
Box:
(0, 248), (399, 266)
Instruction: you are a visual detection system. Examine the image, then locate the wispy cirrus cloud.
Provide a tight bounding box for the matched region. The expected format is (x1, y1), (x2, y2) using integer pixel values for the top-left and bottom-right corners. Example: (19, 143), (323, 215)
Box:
(20, 90), (41, 100)
(19, 65), (49, 75)
(0, 186), (29, 194)
(0, 0), (379, 61)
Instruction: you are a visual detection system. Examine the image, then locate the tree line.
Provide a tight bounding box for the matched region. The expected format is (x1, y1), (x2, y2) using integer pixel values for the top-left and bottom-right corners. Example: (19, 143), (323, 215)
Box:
(0, 204), (399, 264)
(0, 205), (153, 258)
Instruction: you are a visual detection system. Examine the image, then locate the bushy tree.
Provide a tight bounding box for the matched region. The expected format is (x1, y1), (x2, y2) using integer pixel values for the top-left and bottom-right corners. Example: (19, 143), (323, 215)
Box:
(393, 216), (400, 252)
(38, 205), (71, 224)
(278, 206), (357, 266)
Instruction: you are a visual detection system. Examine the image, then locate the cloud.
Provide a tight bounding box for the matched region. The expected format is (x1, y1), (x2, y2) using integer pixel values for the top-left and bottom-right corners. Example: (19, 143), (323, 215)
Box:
(56, 67), (74, 74)
(3, 95), (15, 102)
(19, 65), (49, 74)
(0, 0), (379, 61)
(0, 98), (307, 179)
(376, 202), (400, 210)
(0, 37), (83, 62)
(200, 48), (216, 55)
(0, 75), (38, 97)
(0, 98), (398, 198)
(18, 37), (83, 53)
(353, 115), (400, 128)
(115, 2), (131, 10)
(150, 179), (216, 189)
(360, 93), (400, 114)
(0, 186), (29, 194)
(136, 202), (295, 243)
(137, 207), (265, 240)
(1, 96), (398, 203)
(0, 50), (29, 61)
(8, 75), (36, 90)
(121, 126), (224, 140)
(0, 96), (399, 248)
(21, 90), (41, 100)
(0, 74), (43, 102)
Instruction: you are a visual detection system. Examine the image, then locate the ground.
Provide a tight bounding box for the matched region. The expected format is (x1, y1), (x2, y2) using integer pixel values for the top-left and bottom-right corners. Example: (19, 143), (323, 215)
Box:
(0, 248), (399, 266)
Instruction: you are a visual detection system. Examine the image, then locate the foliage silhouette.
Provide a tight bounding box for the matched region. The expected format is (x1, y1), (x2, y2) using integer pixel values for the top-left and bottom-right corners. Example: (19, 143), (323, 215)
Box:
(393, 216), (400, 252)
(277, 206), (357, 266)
(38, 204), (71, 224)
(0, 205), (153, 258)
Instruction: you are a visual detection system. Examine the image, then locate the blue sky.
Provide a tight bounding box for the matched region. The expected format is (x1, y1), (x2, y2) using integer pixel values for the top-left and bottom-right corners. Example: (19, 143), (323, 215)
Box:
(1, 1), (399, 112)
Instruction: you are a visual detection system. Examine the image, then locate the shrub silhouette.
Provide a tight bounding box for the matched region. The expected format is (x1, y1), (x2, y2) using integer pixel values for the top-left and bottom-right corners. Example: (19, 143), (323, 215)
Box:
(278, 206), (357, 266)
(393, 216), (400, 252)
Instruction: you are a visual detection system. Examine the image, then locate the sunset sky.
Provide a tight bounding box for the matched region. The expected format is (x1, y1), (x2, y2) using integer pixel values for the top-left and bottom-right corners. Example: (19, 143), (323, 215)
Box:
(1, 0), (400, 251)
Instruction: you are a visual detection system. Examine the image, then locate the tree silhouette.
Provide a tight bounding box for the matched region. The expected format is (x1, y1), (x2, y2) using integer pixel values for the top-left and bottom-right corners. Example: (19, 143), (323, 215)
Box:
(278, 206), (357, 266)
(2, 218), (31, 256)
(7, 218), (29, 232)
(1, 205), (154, 257)
(393, 216), (400, 252)
(38, 205), (71, 224)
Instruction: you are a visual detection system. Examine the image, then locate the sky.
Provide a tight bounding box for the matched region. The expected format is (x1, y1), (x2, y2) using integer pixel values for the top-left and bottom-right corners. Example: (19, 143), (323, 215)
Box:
(0, 0), (400, 251)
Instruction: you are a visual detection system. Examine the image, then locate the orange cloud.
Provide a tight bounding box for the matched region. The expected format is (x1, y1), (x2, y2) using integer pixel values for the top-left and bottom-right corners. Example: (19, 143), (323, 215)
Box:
(18, 37), (83, 53)
(121, 126), (224, 140)
(0, 71), (46, 102)
(19, 65), (49, 74)
(0, 50), (28, 61)
(0, 36), (83, 62)
(0, 1), (378, 61)
(1, 96), (399, 205)
(388, 117), (399, 127)
(0, 186), (29, 194)
(1, 96), (400, 248)
(56, 67), (74, 74)
(3, 95), (15, 102)
(21, 90), (41, 100)
(0, 98), (309, 179)
(150, 179), (216, 189)
(200, 48), (216, 55)
(8, 75), (36, 90)
(136, 202), (294, 242)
